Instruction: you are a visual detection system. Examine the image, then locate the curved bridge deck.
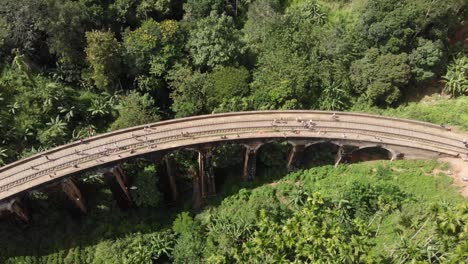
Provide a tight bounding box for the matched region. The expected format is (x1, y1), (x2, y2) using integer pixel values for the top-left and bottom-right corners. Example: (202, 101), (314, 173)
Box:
(0, 111), (467, 203)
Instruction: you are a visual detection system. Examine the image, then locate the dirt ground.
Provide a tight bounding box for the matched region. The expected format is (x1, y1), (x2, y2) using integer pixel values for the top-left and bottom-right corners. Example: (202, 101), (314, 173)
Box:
(438, 158), (468, 198)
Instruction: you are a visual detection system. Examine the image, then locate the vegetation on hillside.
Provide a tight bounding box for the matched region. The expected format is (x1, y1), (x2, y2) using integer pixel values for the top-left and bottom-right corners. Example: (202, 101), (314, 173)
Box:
(352, 95), (468, 130)
(0, 0), (466, 262)
(1, 160), (466, 263)
(0, 0), (466, 164)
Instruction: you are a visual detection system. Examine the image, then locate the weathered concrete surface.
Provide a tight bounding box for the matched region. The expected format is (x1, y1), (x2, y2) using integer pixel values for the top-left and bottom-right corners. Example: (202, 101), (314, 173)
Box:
(0, 111), (466, 206)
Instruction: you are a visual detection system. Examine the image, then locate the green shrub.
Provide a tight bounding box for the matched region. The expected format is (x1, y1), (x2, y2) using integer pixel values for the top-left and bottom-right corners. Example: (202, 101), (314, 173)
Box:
(130, 165), (162, 208)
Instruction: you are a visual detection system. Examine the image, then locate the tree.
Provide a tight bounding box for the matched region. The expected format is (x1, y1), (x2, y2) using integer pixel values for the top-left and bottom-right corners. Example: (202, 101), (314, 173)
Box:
(183, 0), (225, 20)
(350, 48), (411, 106)
(0, 0), (42, 58)
(0, 17), (10, 58)
(409, 38), (444, 82)
(187, 13), (243, 69)
(183, 0), (250, 21)
(356, 0), (465, 54)
(136, 0), (172, 21)
(124, 19), (183, 77)
(34, 0), (90, 69)
(206, 66), (250, 109)
(242, 0), (281, 52)
(0, 68), (79, 156)
(286, 0), (328, 26)
(108, 0), (173, 29)
(236, 193), (373, 263)
(356, 0), (417, 53)
(130, 165), (162, 208)
(249, 3), (335, 110)
(110, 91), (160, 131)
(85, 30), (122, 92)
(251, 46), (319, 110)
(167, 64), (211, 117)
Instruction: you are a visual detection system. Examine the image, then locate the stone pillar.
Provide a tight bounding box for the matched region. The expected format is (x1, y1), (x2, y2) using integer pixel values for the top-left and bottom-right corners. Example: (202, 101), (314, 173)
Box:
(164, 156), (179, 201)
(287, 144), (305, 172)
(2, 199), (30, 223)
(61, 178), (87, 213)
(243, 144), (260, 181)
(11, 200), (30, 223)
(390, 151), (403, 161)
(335, 146), (344, 167)
(112, 166), (132, 202)
(198, 149), (216, 198)
(104, 166), (132, 207)
(192, 167), (202, 210)
(335, 145), (357, 167)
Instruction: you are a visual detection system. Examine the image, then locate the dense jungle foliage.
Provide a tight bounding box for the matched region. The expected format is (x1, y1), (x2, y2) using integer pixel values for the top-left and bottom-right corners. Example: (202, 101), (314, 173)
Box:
(0, 0), (467, 263)
(1, 160), (467, 263)
(0, 0), (466, 164)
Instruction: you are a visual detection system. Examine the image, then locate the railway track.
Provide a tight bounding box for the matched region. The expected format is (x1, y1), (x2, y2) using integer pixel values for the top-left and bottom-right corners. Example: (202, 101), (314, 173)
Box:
(0, 111), (466, 202)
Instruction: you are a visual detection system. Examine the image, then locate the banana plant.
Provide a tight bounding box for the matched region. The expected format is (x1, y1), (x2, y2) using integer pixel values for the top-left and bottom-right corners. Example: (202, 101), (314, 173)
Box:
(88, 98), (110, 116)
(0, 147), (8, 165)
(442, 54), (467, 96)
(46, 115), (68, 132)
(7, 102), (20, 114)
(57, 105), (75, 122)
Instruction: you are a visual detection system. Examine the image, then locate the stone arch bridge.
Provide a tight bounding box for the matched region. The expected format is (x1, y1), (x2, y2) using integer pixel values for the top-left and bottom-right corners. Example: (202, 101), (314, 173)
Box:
(1, 111), (467, 220)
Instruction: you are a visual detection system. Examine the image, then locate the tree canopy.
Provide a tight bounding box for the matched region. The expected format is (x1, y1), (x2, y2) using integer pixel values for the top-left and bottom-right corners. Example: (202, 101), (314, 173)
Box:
(0, 1), (466, 261)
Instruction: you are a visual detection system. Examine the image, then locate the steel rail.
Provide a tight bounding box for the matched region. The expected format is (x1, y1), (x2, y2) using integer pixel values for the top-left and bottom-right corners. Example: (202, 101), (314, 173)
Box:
(0, 111), (466, 202)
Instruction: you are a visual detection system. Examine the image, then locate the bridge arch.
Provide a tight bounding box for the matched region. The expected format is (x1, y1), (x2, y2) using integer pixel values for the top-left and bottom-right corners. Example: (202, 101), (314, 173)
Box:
(349, 145), (395, 163)
(300, 141), (342, 168)
(0, 110), (465, 210)
(256, 141), (292, 173)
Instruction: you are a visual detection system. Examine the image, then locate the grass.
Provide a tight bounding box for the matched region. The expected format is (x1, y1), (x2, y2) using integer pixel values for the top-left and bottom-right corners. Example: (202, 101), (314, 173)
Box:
(279, 160), (465, 256)
(353, 95), (468, 131)
(0, 159), (465, 263)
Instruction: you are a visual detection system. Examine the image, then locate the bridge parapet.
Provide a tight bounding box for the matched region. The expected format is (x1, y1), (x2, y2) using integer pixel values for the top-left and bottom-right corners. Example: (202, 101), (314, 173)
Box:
(0, 111), (466, 203)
